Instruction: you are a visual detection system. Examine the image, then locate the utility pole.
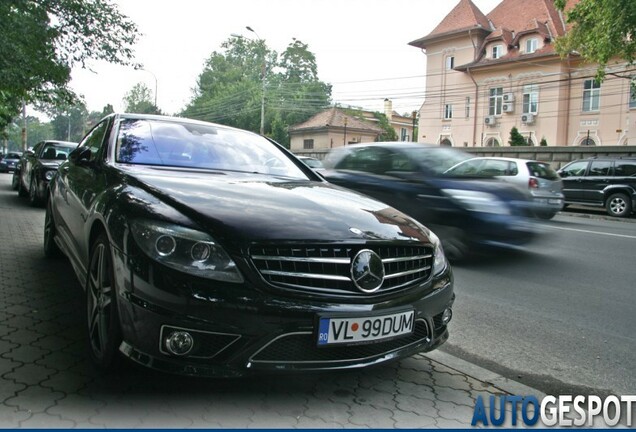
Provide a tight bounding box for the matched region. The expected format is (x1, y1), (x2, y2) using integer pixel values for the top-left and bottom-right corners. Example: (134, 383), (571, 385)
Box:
(343, 117), (348, 146)
(412, 111), (417, 142)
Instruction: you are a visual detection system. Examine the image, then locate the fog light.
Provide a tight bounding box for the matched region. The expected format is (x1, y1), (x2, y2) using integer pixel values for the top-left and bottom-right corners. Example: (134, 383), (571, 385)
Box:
(165, 331), (193, 355)
(442, 308), (453, 325)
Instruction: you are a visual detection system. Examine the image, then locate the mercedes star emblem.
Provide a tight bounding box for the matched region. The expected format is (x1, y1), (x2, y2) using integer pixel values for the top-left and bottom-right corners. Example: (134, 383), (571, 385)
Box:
(351, 249), (385, 293)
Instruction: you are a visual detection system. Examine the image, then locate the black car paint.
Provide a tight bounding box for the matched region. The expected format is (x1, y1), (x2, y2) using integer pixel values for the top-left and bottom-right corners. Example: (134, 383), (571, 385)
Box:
(48, 114), (454, 376)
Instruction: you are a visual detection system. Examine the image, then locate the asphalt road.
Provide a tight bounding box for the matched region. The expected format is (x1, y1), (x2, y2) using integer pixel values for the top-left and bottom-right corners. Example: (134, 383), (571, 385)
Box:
(445, 212), (636, 396)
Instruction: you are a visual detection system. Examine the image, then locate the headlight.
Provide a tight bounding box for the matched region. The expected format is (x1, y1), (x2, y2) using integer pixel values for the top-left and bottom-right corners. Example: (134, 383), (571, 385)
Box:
(44, 170), (56, 181)
(442, 189), (510, 215)
(429, 231), (448, 276)
(130, 220), (244, 283)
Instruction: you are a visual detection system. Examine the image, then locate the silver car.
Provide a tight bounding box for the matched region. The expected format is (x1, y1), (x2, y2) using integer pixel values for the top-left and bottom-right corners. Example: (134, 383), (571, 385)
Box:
(445, 157), (564, 219)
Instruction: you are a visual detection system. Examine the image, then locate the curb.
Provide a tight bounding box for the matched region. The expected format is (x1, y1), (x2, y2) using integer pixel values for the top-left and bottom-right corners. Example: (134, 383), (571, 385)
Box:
(423, 351), (547, 398)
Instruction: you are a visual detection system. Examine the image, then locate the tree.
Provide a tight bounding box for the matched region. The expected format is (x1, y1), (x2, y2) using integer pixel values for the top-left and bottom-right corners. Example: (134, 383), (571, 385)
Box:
(182, 35), (331, 144)
(5, 116), (53, 151)
(373, 112), (398, 141)
(508, 127), (527, 146)
(0, 0), (138, 134)
(123, 83), (161, 114)
(540, 137), (548, 146)
(554, 0), (636, 80)
(50, 102), (89, 142)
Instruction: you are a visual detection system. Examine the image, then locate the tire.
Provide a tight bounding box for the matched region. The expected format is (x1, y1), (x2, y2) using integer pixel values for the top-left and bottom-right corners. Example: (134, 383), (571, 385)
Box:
(86, 232), (123, 371)
(536, 210), (557, 220)
(605, 193), (632, 217)
(29, 177), (42, 206)
(11, 172), (19, 190)
(17, 175), (27, 197)
(43, 200), (62, 258)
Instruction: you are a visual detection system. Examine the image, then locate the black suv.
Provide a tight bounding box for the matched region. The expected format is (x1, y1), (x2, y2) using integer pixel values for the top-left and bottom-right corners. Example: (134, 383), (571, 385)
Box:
(557, 157), (636, 217)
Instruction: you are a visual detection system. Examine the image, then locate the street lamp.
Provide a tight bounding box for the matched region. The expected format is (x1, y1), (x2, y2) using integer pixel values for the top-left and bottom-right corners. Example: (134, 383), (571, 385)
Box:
(135, 66), (158, 108)
(246, 26), (266, 135)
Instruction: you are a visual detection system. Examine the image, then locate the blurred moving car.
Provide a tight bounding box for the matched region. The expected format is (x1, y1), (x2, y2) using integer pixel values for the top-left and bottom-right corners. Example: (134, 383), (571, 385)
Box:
(321, 143), (537, 260)
(0, 151), (22, 173)
(45, 113), (454, 376)
(557, 157), (636, 217)
(444, 157), (564, 219)
(297, 155), (324, 170)
(16, 140), (77, 206)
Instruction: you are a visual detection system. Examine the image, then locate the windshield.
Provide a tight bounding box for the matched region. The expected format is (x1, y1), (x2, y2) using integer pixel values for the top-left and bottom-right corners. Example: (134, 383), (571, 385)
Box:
(41, 144), (76, 160)
(115, 119), (307, 179)
(526, 161), (559, 180)
(402, 147), (473, 175)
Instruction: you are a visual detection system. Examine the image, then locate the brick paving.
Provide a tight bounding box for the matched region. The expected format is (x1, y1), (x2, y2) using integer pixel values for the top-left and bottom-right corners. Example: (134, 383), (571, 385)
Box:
(0, 173), (534, 428)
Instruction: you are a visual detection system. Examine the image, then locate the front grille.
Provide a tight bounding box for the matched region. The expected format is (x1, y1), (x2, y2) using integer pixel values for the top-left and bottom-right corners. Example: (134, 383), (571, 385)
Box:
(251, 319), (430, 363)
(250, 244), (433, 296)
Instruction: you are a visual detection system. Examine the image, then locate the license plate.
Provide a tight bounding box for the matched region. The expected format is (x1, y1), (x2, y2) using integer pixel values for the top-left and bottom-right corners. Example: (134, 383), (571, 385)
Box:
(317, 310), (414, 346)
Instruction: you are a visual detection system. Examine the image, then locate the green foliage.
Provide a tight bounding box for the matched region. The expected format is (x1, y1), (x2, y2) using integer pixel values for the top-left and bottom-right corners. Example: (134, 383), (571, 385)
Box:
(554, 0), (636, 80)
(372, 112), (398, 141)
(540, 137), (548, 146)
(50, 101), (89, 142)
(123, 83), (161, 115)
(182, 35), (331, 142)
(508, 127), (527, 146)
(0, 0), (138, 134)
(4, 116), (53, 151)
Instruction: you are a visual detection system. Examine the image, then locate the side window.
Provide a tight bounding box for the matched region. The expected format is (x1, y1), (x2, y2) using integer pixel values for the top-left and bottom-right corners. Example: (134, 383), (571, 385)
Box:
(561, 161), (589, 177)
(78, 120), (110, 163)
(479, 159), (510, 176)
(615, 160), (636, 177)
(388, 150), (415, 172)
(336, 147), (390, 174)
(588, 160), (612, 176)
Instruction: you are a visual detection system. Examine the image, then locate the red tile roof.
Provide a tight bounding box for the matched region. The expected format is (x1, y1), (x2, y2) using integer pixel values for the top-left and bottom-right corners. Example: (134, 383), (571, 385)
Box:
(288, 108), (383, 133)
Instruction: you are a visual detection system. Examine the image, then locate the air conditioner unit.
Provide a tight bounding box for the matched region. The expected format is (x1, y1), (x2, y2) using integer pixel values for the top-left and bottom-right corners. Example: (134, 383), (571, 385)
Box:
(484, 115), (497, 126)
(521, 113), (535, 124)
(503, 93), (515, 102)
(503, 103), (515, 113)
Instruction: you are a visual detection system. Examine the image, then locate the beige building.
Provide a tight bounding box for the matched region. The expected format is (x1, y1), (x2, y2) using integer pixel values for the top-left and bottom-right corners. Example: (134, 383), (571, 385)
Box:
(288, 107), (383, 152)
(409, 0), (636, 147)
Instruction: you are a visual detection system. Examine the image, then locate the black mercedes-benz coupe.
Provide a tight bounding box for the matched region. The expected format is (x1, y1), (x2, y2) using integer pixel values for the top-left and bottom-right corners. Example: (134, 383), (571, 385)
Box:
(45, 113), (454, 377)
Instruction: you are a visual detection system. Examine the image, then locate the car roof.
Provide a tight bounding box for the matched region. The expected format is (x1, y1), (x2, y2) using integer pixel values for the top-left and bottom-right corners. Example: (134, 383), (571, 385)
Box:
(339, 142), (438, 150)
(43, 140), (76, 146)
(466, 156), (547, 163)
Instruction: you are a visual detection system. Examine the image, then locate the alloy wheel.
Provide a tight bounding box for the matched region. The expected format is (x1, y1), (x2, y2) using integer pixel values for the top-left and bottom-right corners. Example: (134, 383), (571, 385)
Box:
(87, 242), (114, 361)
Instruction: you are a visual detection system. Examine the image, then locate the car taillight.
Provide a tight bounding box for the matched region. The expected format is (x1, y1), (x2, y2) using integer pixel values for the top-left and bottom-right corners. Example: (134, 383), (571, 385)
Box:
(528, 178), (539, 189)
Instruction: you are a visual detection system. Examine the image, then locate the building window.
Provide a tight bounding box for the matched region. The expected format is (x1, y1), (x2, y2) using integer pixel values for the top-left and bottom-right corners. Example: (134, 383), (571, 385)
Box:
(465, 97), (470, 118)
(580, 137), (596, 146)
(492, 45), (502, 59)
(630, 77), (636, 109)
(400, 128), (408, 141)
(303, 139), (314, 149)
(525, 38), (538, 53)
(582, 79), (601, 112)
(489, 87), (503, 116)
(485, 137), (500, 147)
(522, 84), (539, 114)
(444, 104), (453, 119)
(440, 138), (452, 147)
(445, 56), (454, 70)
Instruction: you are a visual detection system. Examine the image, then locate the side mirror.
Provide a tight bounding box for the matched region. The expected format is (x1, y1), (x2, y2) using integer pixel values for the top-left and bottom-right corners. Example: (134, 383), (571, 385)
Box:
(69, 147), (92, 166)
(557, 170), (566, 178)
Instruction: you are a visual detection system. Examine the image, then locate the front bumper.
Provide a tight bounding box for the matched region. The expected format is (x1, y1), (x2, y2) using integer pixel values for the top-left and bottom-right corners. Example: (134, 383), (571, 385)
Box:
(114, 250), (454, 377)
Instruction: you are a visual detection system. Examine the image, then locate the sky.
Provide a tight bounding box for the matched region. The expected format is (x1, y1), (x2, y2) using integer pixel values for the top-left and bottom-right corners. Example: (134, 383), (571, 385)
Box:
(65, 0), (503, 118)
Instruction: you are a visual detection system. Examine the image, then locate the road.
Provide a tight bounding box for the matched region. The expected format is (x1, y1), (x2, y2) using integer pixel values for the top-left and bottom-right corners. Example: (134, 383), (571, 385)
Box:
(445, 212), (636, 396)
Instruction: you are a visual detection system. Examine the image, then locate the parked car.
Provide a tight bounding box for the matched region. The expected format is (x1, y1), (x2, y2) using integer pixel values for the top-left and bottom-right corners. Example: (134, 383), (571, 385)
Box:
(297, 156), (324, 170)
(557, 157), (636, 217)
(321, 143), (537, 260)
(444, 157), (564, 219)
(0, 151), (22, 173)
(16, 140), (76, 206)
(45, 114), (454, 376)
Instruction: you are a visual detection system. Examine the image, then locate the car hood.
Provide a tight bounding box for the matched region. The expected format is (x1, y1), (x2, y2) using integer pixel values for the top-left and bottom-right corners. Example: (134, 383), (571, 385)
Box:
(124, 167), (432, 244)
